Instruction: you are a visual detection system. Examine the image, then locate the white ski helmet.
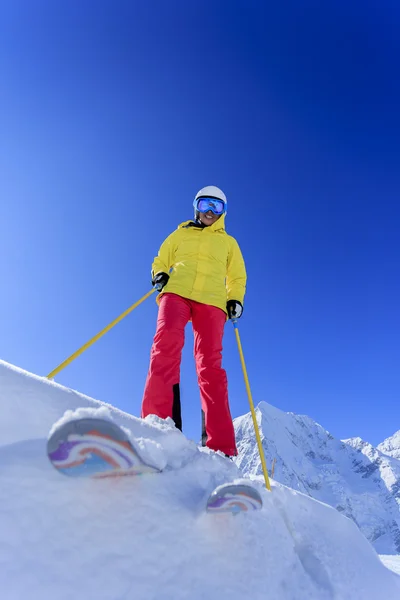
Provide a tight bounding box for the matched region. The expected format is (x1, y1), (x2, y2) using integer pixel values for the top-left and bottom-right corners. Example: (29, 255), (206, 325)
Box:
(193, 185), (227, 219)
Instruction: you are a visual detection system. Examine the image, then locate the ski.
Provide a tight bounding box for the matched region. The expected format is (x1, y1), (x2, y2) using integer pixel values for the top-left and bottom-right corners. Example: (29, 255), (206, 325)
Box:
(206, 482), (263, 514)
(47, 417), (160, 478)
(47, 416), (263, 514)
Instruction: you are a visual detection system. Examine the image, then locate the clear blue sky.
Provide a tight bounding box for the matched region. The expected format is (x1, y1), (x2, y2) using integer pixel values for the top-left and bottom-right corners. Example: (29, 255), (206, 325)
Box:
(1, 1), (399, 447)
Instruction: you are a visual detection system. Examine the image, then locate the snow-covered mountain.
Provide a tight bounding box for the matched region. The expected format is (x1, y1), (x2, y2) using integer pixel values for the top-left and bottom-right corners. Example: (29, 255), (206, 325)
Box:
(378, 431), (400, 460)
(234, 402), (400, 554)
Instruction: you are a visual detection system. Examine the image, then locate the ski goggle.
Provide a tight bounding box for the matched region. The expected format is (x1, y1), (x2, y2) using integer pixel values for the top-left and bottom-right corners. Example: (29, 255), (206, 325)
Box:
(194, 197), (226, 215)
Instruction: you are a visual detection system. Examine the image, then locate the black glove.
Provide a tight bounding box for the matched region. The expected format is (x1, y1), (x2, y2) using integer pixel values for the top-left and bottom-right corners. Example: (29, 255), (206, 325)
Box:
(152, 272), (169, 291)
(226, 300), (243, 320)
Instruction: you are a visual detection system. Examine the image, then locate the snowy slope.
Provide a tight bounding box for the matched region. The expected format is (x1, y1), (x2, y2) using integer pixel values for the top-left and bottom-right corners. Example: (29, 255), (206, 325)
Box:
(381, 555), (400, 576)
(0, 360), (399, 600)
(234, 402), (400, 554)
(378, 430), (400, 460)
(345, 436), (400, 509)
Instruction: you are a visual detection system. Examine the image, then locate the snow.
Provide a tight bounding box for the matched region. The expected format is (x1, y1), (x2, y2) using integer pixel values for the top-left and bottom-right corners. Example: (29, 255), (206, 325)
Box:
(234, 401), (400, 554)
(381, 555), (400, 576)
(378, 430), (400, 460)
(0, 359), (399, 599)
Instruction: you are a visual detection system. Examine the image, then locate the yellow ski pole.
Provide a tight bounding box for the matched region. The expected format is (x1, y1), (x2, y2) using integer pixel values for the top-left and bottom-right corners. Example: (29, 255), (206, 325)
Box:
(47, 289), (156, 380)
(232, 320), (271, 491)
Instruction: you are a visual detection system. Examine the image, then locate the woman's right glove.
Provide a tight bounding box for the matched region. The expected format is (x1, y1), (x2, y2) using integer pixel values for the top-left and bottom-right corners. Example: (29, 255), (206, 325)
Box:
(226, 300), (243, 319)
(152, 272), (170, 291)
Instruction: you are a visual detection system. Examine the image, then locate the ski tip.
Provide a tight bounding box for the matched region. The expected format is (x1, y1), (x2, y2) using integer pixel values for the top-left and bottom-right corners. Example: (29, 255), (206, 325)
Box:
(206, 482), (263, 515)
(47, 416), (159, 478)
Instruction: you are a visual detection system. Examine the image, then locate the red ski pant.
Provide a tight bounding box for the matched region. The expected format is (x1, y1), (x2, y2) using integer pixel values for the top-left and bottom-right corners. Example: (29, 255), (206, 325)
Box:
(141, 293), (237, 456)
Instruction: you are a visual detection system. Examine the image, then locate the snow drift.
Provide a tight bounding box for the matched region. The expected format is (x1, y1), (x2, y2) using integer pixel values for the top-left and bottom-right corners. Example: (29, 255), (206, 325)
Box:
(0, 359), (399, 600)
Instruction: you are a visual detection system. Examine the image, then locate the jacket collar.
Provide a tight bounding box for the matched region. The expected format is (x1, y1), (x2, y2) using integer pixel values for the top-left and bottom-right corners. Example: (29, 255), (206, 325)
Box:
(179, 214), (226, 232)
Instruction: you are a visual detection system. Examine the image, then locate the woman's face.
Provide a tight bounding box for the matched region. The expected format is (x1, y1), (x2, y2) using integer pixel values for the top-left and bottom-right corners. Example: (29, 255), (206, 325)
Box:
(198, 210), (221, 227)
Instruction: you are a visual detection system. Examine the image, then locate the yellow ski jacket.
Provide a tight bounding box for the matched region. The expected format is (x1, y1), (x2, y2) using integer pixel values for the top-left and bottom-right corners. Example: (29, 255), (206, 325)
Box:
(152, 215), (246, 314)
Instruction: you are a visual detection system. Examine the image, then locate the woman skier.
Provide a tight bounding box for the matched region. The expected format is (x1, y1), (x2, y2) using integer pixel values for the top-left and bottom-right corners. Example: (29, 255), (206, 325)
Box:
(141, 186), (246, 457)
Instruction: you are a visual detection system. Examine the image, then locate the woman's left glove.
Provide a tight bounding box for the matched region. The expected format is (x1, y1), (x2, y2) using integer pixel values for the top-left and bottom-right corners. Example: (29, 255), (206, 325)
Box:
(226, 300), (243, 319)
(152, 272), (170, 291)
